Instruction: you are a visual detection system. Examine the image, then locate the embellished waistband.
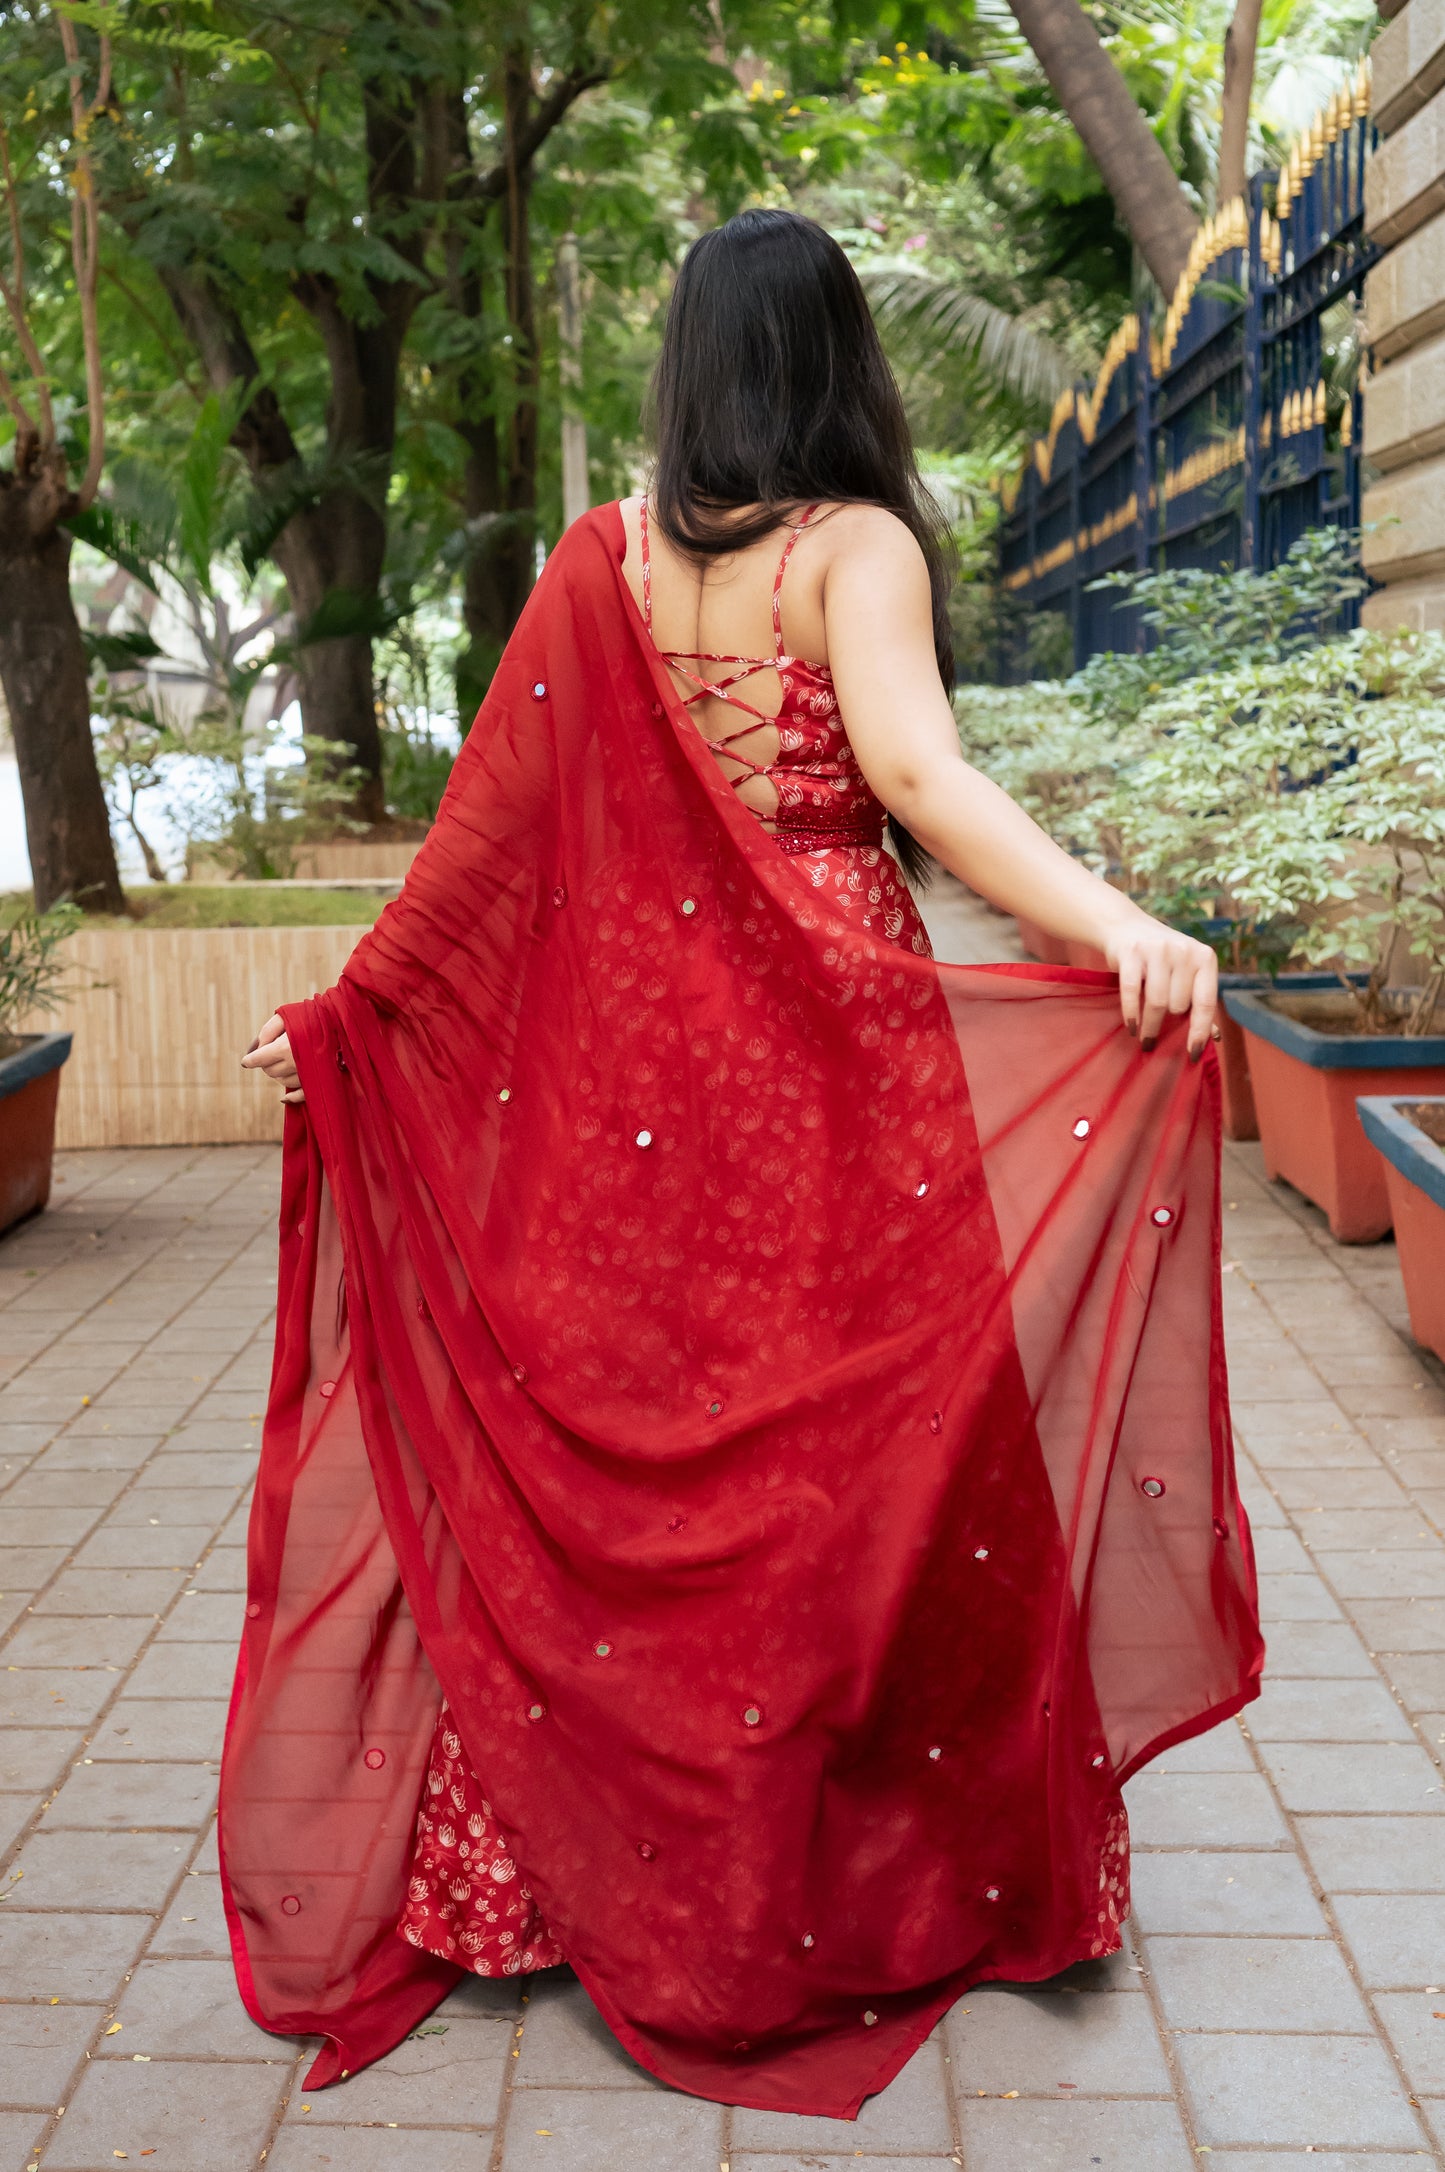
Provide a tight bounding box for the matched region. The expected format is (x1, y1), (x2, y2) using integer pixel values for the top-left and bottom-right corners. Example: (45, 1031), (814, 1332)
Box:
(773, 814), (886, 856)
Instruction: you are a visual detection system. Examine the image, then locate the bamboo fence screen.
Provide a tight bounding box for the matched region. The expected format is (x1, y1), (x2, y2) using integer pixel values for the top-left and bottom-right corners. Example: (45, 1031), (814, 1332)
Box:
(27, 927), (369, 1149)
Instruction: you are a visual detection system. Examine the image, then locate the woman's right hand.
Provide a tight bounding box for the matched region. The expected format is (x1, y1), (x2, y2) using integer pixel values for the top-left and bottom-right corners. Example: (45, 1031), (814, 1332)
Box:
(1100, 914), (1219, 1060)
(241, 1012), (305, 1104)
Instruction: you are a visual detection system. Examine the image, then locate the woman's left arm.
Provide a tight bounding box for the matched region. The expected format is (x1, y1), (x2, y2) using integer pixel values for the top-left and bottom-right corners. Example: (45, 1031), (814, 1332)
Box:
(823, 512), (1217, 1058)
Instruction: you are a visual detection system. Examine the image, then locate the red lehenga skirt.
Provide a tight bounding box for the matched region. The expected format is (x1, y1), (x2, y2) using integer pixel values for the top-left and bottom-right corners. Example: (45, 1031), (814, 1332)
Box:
(395, 846), (1131, 1983)
(219, 505), (1261, 2119)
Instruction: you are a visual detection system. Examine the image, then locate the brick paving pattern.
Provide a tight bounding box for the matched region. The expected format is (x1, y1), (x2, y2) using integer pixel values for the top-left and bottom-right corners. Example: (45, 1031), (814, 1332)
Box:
(3, 893), (1445, 2168)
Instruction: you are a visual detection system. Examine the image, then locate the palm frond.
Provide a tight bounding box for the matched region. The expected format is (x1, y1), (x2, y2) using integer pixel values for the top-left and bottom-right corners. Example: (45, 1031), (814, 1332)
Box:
(859, 267), (1080, 411)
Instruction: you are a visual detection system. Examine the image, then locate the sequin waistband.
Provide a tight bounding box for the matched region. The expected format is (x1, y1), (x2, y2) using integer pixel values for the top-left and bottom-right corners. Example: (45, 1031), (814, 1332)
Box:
(773, 815), (887, 855)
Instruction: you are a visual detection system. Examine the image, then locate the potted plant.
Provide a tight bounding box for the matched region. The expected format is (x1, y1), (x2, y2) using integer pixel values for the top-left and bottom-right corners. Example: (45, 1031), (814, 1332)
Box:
(1121, 629), (1445, 1241)
(0, 904), (80, 1235)
(1357, 1098), (1445, 1357)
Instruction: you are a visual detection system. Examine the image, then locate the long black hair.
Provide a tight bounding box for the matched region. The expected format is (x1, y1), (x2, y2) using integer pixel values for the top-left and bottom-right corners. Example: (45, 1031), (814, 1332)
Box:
(649, 207), (954, 887)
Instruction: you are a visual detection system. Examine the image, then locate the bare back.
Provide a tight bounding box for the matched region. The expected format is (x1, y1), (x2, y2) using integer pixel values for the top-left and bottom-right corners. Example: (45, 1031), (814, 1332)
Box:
(619, 495), (837, 826)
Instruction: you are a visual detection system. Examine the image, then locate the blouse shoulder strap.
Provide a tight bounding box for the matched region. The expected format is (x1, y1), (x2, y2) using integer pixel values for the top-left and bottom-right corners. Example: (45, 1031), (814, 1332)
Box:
(772, 504), (820, 657)
(638, 498), (654, 631)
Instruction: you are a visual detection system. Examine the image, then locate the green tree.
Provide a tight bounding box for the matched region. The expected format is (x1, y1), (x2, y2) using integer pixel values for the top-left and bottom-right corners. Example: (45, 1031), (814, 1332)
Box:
(0, 7), (125, 909)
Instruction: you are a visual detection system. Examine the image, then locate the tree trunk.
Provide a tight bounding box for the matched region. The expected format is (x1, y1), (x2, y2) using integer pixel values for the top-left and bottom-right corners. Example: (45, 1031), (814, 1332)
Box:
(0, 481), (125, 914)
(454, 43), (542, 716)
(268, 484), (388, 823)
(495, 41), (542, 631)
(557, 233), (589, 528)
(1008, 0), (1200, 297)
(1217, 0), (1266, 208)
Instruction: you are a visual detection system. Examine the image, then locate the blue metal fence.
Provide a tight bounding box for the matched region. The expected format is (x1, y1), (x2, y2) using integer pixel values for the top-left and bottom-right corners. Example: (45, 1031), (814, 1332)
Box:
(996, 63), (1376, 674)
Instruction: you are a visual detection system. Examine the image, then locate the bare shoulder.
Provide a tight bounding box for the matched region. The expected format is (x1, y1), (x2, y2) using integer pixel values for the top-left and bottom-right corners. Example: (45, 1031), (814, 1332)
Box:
(814, 502), (928, 577)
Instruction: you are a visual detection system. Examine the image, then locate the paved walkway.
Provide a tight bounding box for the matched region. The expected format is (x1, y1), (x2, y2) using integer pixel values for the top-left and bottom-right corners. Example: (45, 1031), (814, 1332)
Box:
(5, 896), (1445, 2168)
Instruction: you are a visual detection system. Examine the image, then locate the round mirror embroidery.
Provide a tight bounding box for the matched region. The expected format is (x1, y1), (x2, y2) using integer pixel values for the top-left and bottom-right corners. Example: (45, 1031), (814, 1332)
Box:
(927, 1746), (942, 1761)
(914, 1179), (929, 1198)
(973, 1546), (990, 1561)
(636, 1129), (653, 1149)
(594, 1640), (612, 1658)
(1072, 1117), (1091, 1139)
(681, 899), (697, 916)
(1141, 1476), (1165, 1497)
(983, 1886), (1000, 1902)
(281, 1895), (302, 1915)
(1151, 1205), (1174, 1227)
(363, 1747), (385, 1770)
(742, 1706), (762, 1727)
(527, 1704), (546, 1721)
(512, 1364), (529, 1386)
(531, 681), (547, 700)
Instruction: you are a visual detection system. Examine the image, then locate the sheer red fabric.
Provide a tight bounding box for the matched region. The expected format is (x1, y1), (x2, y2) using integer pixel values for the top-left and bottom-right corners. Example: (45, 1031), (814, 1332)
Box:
(219, 502), (1262, 2117)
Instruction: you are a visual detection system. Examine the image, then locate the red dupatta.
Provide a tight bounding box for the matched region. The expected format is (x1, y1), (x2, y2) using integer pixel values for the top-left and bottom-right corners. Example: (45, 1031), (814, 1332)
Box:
(219, 502), (1261, 2117)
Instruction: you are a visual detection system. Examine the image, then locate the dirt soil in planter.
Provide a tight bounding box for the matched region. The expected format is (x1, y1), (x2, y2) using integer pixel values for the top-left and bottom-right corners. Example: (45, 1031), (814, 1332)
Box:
(1262, 991), (1442, 1039)
(1405, 1103), (1445, 1151)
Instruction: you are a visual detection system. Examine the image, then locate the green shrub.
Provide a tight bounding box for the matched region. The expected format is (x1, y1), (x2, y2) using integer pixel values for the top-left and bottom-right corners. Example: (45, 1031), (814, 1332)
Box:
(1114, 631), (1445, 1032)
(0, 904), (82, 1051)
(1074, 528), (1367, 725)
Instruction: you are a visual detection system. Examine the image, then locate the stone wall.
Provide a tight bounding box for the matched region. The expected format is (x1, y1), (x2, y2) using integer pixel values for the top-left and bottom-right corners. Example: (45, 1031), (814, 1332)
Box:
(1363, 0), (1445, 624)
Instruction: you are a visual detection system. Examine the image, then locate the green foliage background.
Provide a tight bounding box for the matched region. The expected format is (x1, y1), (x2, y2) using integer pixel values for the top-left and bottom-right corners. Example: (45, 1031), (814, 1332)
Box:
(0, 0), (1380, 847)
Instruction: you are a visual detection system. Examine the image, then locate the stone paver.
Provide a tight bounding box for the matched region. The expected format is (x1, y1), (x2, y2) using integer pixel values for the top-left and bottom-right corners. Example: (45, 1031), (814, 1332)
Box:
(2, 894), (1445, 2166)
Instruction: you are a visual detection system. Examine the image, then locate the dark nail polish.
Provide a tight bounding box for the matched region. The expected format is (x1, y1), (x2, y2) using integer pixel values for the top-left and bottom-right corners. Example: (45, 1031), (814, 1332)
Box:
(1126, 1020), (1138, 1037)
(1189, 1045), (1203, 1064)
(1141, 1036), (1157, 1053)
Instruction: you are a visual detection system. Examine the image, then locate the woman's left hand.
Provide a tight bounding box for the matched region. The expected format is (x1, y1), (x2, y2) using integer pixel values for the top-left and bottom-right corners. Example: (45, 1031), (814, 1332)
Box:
(1101, 918), (1219, 1061)
(241, 1012), (305, 1103)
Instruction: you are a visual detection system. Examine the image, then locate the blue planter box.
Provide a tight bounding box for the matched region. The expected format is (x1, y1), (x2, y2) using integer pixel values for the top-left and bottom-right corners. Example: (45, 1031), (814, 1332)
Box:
(0, 1031), (72, 1236)
(1356, 1096), (1445, 1355)
(0, 1031), (72, 1100)
(1357, 1096), (1445, 1212)
(1219, 990), (1445, 1241)
(1218, 970), (1356, 994)
(1221, 990), (1445, 1071)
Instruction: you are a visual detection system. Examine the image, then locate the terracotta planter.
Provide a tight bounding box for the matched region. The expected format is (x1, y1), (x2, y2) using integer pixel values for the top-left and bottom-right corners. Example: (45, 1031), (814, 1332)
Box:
(0, 1032), (72, 1237)
(1212, 976), (1263, 1142)
(1356, 1097), (1445, 1360)
(1013, 914), (1068, 966)
(1222, 990), (1445, 1242)
(1011, 916), (1108, 970)
(1215, 972), (1349, 1146)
